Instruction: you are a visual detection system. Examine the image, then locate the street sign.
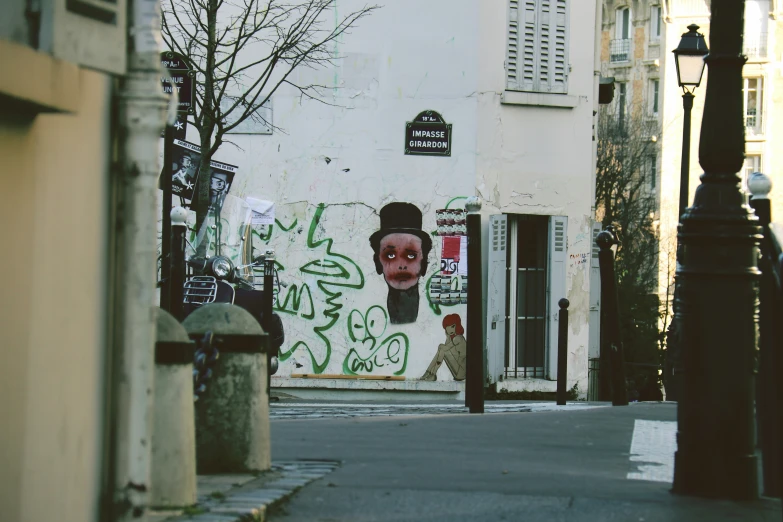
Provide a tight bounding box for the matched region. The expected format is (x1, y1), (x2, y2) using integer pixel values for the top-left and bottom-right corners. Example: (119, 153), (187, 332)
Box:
(161, 51), (195, 114)
(404, 110), (452, 157)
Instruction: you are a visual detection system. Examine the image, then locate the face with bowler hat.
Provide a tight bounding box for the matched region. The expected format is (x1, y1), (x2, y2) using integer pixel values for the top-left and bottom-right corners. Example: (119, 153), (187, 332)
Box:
(370, 202), (433, 291)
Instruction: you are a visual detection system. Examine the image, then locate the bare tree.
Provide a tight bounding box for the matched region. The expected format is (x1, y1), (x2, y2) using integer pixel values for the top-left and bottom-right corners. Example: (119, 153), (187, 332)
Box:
(161, 0), (378, 229)
(595, 103), (663, 399)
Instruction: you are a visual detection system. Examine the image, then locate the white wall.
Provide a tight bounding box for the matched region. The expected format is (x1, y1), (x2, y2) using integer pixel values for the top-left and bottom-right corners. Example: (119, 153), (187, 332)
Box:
(476, 0), (597, 391)
(185, 0), (595, 390)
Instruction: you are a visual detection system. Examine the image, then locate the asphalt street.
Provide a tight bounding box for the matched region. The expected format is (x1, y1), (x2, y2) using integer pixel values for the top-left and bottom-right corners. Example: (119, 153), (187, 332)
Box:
(266, 402), (782, 522)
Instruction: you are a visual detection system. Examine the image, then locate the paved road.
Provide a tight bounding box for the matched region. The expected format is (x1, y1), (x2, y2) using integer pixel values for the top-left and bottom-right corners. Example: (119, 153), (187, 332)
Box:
(267, 402), (781, 522)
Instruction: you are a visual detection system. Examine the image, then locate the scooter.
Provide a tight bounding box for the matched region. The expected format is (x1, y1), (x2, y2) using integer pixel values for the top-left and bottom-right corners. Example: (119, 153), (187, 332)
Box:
(181, 195), (284, 398)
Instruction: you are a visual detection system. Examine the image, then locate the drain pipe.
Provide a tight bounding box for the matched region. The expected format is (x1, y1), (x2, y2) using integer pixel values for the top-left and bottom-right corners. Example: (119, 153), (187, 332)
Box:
(110, 0), (168, 519)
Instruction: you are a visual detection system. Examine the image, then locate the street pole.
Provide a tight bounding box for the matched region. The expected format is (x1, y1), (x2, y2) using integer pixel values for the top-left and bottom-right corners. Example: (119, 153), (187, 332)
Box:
(672, 0), (761, 500)
(679, 92), (694, 219)
(160, 123), (174, 311)
(465, 197), (484, 413)
(169, 207), (188, 322)
(556, 299), (570, 406)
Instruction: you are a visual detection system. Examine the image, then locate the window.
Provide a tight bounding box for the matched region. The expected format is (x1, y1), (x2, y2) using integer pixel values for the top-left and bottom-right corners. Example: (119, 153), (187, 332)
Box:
(610, 7), (631, 62)
(650, 6), (662, 40)
(484, 214), (568, 382)
(617, 82), (627, 130)
(743, 77), (763, 135)
(506, 0), (569, 94)
(744, 0), (770, 59)
(647, 154), (658, 190)
(649, 79), (659, 115)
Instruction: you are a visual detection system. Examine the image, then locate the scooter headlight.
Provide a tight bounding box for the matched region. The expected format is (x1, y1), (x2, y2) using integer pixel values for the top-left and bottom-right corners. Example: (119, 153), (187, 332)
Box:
(210, 256), (233, 279)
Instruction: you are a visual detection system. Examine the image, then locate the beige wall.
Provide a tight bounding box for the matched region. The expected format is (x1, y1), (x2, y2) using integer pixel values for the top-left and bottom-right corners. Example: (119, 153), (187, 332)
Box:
(0, 66), (112, 522)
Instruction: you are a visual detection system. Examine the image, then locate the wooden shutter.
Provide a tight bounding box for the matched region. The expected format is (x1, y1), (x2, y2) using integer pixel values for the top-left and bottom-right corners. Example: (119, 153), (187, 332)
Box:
(588, 222), (602, 359)
(508, 0), (569, 93)
(551, 0), (568, 93)
(546, 216), (567, 380)
(485, 215), (509, 384)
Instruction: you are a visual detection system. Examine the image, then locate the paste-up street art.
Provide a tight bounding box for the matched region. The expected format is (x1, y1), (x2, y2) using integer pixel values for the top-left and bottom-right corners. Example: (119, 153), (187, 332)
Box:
(420, 314), (467, 381)
(343, 305), (409, 375)
(164, 139), (238, 207)
(369, 202), (433, 324)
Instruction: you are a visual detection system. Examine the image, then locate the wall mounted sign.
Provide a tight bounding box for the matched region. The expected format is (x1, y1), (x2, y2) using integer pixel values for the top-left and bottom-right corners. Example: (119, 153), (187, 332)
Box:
(160, 51), (195, 114)
(405, 110), (452, 157)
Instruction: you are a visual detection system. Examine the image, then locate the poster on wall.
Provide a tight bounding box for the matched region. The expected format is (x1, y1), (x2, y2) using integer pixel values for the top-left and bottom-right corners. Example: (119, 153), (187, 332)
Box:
(167, 139), (238, 210)
(404, 110), (452, 157)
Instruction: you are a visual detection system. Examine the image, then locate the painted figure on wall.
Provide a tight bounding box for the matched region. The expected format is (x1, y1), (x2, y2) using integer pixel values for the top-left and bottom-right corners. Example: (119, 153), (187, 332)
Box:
(369, 202), (433, 324)
(420, 314), (466, 381)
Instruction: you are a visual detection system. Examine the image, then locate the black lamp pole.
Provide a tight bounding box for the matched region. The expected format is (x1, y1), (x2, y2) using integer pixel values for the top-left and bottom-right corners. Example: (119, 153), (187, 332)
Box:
(672, 0), (761, 500)
(666, 25), (709, 402)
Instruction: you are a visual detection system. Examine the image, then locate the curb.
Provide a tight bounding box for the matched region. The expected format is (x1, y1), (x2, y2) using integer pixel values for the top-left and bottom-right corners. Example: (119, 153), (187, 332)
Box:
(150, 460), (339, 522)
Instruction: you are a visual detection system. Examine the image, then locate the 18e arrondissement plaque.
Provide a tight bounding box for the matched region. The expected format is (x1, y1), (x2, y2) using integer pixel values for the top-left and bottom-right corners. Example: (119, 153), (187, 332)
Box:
(405, 110), (452, 157)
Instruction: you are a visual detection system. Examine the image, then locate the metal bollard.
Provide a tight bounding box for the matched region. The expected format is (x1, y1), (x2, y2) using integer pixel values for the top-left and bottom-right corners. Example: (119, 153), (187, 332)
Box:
(465, 197), (484, 414)
(183, 303), (270, 473)
(748, 172), (780, 498)
(556, 299), (570, 405)
(150, 307), (197, 507)
(596, 228), (628, 406)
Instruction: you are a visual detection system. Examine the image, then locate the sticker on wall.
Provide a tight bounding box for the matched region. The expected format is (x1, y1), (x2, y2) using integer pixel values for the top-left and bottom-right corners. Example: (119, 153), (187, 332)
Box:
(369, 202), (433, 324)
(404, 110), (452, 157)
(166, 139), (238, 211)
(420, 314), (467, 381)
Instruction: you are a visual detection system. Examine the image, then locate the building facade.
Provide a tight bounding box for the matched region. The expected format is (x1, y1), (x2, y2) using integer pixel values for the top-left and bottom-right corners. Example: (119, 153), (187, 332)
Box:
(184, 0), (602, 400)
(599, 0), (783, 307)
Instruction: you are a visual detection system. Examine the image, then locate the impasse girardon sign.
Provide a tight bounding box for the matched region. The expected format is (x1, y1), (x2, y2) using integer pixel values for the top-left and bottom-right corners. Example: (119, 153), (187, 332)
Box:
(405, 110), (452, 157)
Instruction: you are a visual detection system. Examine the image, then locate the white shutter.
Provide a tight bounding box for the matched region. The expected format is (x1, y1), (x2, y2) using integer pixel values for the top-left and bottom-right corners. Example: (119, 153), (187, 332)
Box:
(485, 215), (509, 384)
(588, 222), (602, 359)
(521, 0), (537, 91)
(546, 216), (567, 380)
(506, 0), (520, 89)
(536, 0), (551, 92)
(551, 0), (569, 93)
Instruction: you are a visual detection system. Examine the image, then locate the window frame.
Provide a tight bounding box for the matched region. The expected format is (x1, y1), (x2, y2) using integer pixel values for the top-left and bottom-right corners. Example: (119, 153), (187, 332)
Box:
(743, 76), (764, 136)
(650, 5), (662, 41)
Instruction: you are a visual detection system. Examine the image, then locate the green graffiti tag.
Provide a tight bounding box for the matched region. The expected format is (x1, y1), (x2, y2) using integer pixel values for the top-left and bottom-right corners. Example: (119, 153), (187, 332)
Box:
(342, 305), (409, 376)
(272, 204), (365, 374)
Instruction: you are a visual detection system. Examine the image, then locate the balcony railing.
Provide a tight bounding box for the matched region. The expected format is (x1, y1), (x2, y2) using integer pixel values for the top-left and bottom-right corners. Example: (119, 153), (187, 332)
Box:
(610, 39), (631, 63)
(745, 32), (768, 60)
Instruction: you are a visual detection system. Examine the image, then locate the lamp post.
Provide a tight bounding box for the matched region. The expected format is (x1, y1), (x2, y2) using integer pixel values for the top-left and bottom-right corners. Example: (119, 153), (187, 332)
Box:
(665, 25), (709, 403)
(673, 24), (709, 218)
(672, 0), (761, 500)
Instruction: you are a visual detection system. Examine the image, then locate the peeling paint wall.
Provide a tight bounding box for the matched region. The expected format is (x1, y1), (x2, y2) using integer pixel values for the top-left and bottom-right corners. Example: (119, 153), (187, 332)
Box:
(194, 0), (596, 392)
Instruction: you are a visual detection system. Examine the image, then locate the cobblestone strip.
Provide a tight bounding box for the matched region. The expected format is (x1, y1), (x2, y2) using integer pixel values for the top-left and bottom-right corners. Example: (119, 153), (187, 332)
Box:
(154, 460), (340, 522)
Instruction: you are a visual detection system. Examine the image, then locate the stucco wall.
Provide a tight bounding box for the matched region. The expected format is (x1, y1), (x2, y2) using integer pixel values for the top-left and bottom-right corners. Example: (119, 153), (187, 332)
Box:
(0, 67), (111, 522)
(476, 0), (597, 390)
(181, 0), (595, 390)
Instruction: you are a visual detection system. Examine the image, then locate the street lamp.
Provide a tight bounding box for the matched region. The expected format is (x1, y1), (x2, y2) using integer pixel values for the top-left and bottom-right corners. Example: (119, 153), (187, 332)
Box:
(671, 3), (760, 501)
(673, 24), (708, 218)
(664, 25), (709, 404)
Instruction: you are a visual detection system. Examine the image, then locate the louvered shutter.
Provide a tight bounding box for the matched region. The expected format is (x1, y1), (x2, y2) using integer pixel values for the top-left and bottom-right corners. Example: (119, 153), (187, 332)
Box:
(485, 215), (509, 384)
(546, 216), (567, 380)
(506, 0), (569, 94)
(551, 0), (569, 93)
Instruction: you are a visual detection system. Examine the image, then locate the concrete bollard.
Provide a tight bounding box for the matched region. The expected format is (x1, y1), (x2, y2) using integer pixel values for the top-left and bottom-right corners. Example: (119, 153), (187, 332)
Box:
(151, 308), (197, 507)
(182, 303), (270, 474)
